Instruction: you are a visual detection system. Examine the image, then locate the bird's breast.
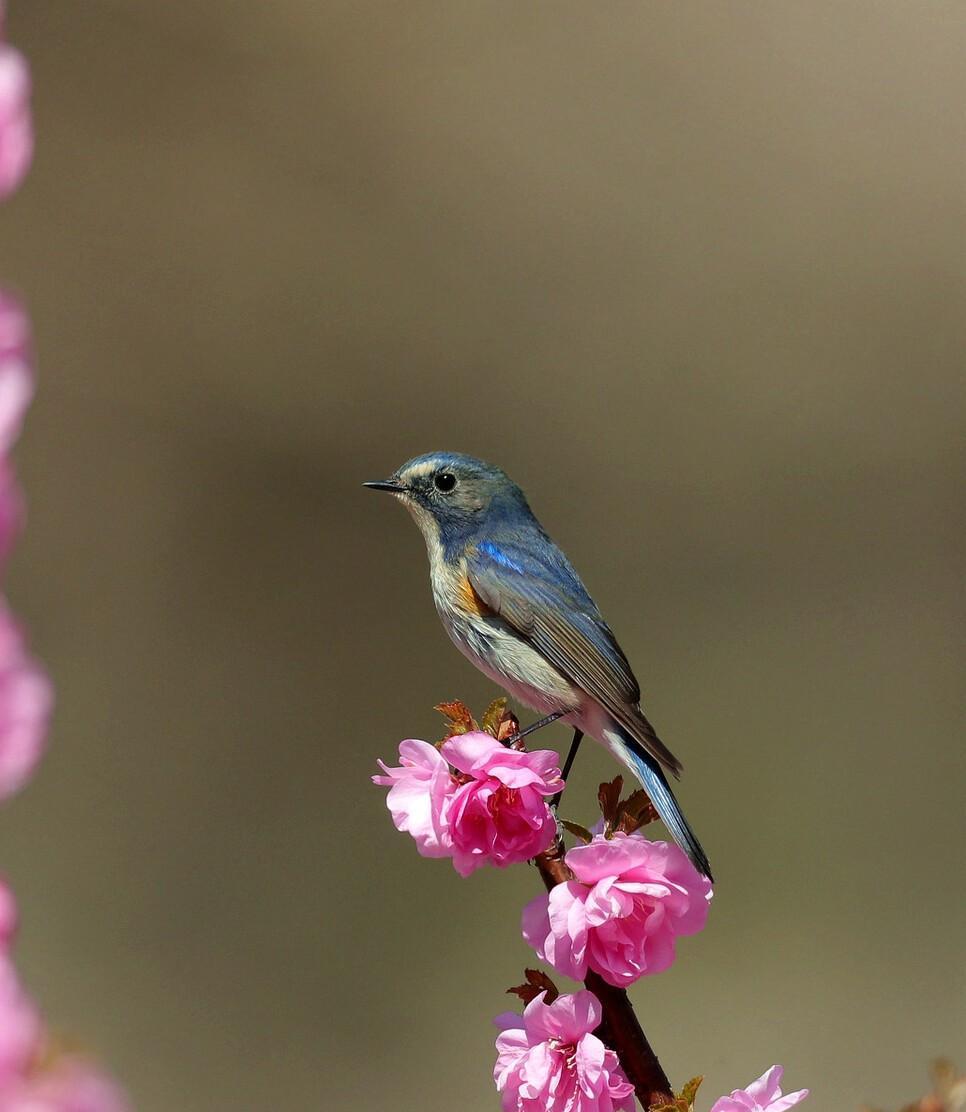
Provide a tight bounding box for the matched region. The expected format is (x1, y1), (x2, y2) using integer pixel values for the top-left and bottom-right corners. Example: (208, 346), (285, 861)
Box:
(430, 554), (580, 716)
(428, 552), (485, 620)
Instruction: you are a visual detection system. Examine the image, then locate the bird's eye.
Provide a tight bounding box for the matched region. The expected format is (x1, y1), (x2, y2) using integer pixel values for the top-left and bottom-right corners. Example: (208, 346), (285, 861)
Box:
(434, 471), (457, 493)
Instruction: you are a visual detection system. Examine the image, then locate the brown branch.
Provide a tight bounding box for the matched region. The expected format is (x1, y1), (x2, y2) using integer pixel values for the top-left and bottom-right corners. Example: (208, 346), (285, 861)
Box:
(533, 836), (673, 1110)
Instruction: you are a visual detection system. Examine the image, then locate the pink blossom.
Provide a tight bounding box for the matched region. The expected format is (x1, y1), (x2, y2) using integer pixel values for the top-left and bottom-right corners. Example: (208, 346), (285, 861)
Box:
(0, 898), (129, 1108)
(0, 956), (40, 1086)
(522, 832), (712, 986)
(710, 1066), (809, 1112)
(0, 879), (15, 949)
(373, 733), (563, 875)
(0, 294), (32, 564)
(0, 32), (31, 200)
(0, 465), (21, 568)
(494, 989), (635, 1112)
(0, 893), (129, 1109)
(372, 739), (454, 858)
(0, 603), (53, 801)
(442, 731), (562, 876)
(0, 293), (33, 455)
(0, 1058), (132, 1112)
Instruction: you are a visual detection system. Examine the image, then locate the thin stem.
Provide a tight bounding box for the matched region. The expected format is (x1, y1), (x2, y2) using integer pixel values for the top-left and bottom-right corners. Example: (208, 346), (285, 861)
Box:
(533, 836), (673, 1109)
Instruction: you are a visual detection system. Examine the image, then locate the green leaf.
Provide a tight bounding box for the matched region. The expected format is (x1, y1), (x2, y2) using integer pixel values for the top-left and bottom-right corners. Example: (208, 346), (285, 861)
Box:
(649, 1075), (704, 1112)
(480, 697), (509, 738)
(560, 820), (594, 844)
(678, 1076), (703, 1109)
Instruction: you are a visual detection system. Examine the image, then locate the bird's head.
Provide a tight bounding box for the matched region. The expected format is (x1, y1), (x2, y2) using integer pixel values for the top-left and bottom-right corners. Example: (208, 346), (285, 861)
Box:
(364, 451), (529, 556)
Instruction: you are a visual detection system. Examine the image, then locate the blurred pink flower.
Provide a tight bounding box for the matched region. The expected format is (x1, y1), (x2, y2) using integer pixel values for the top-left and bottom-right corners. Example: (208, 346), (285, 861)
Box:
(494, 989), (635, 1112)
(0, 604), (53, 800)
(0, 889), (129, 1109)
(0, 1058), (131, 1112)
(0, 293), (33, 563)
(0, 13), (120, 1110)
(0, 465), (21, 568)
(0, 896), (129, 1110)
(0, 879), (15, 949)
(0, 29), (31, 200)
(710, 1066), (809, 1112)
(0, 293), (33, 455)
(521, 832), (712, 986)
(442, 731), (562, 876)
(372, 739), (455, 858)
(0, 956), (40, 1086)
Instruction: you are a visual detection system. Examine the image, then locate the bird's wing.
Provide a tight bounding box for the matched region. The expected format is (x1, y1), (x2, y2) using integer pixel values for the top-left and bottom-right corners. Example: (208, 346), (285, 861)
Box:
(466, 540), (682, 776)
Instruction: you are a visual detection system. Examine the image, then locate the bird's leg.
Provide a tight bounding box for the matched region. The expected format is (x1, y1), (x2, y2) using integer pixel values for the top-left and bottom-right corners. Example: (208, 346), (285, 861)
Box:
(560, 728), (584, 782)
(503, 710), (565, 748)
(551, 728), (584, 809)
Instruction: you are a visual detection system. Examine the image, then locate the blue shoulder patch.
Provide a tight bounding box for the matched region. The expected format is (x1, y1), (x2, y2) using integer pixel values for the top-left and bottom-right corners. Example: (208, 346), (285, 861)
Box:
(477, 540), (525, 573)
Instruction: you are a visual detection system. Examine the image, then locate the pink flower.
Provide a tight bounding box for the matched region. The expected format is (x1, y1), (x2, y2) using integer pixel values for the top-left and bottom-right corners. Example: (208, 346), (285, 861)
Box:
(710, 1066), (809, 1112)
(0, 293), (33, 456)
(0, 890), (129, 1109)
(0, 956), (41, 1086)
(0, 879), (15, 950)
(374, 732), (563, 875)
(494, 989), (635, 1112)
(0, 34), (31, 201)
(372, 739), (454, 857)
(0, 1058), (132, 1112)
(0, 0), (32, 203)
(442, 731), (562, 876)
(0, 465), (21, 568)
(522, 832), (712, 987)
(0, 294), (33, 564)
(0, 603), (53, 801)
(0, 888), (129, 1108)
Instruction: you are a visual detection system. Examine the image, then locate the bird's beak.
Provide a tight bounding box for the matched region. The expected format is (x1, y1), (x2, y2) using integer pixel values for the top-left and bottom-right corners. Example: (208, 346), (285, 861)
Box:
(363, 479), (406, 494)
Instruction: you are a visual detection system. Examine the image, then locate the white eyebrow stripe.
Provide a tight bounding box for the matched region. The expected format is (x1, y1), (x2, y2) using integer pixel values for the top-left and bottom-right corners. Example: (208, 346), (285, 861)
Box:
(402, 459), (441, 481)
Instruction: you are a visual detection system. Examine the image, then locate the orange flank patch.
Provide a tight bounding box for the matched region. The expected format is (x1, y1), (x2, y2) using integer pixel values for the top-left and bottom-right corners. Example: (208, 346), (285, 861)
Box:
(456, 572), (489, 617)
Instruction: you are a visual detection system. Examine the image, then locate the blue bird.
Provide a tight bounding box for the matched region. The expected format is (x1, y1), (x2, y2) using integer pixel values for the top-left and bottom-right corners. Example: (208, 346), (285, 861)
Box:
(364, 452), (712, 879)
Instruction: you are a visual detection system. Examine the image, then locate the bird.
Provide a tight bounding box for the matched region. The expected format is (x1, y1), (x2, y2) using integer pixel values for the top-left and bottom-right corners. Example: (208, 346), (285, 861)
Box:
(364, 451), (712, 880)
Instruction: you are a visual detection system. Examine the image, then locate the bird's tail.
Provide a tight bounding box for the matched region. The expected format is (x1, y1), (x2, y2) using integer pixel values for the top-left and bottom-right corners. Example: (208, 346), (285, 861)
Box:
(601, 722), (713, 881)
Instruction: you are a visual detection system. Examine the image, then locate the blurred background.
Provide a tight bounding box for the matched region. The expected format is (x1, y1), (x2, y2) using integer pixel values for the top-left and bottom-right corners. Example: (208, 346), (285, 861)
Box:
(1, 2), (964, 1109)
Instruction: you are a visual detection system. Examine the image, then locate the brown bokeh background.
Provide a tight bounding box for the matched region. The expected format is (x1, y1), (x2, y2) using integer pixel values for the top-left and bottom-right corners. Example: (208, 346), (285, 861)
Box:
(2, 3), (964, 1110)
